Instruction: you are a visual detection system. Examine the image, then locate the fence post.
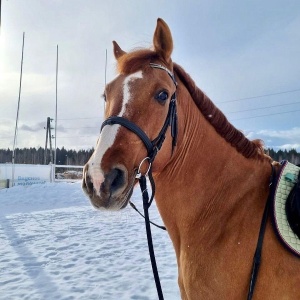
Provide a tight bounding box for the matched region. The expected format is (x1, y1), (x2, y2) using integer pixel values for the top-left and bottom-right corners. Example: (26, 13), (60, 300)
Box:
(54, 164), (56, 182)
(49, 163), (53, 183)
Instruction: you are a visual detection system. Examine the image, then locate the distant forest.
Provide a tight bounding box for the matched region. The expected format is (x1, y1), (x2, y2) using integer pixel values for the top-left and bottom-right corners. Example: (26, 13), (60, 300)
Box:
(0, 147), (299, 166)
(266, 149), (300, 165)
(0, 147), (94, 165)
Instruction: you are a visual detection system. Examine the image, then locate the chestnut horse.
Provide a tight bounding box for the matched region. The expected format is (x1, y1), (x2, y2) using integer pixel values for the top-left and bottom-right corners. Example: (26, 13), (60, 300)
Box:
(82, 19), (300, 299)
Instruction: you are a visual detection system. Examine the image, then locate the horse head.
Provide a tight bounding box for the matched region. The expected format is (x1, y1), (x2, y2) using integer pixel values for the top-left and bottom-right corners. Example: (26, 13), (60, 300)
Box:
(82, 18), (177, 210)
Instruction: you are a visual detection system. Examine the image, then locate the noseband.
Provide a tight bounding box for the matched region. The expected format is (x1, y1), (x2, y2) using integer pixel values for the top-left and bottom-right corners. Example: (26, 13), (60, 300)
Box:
(100, 63), (178, 300)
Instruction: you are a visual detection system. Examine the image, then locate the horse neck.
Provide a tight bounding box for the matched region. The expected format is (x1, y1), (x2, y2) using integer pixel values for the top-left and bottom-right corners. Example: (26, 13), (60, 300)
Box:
(154, 82), (272, 249)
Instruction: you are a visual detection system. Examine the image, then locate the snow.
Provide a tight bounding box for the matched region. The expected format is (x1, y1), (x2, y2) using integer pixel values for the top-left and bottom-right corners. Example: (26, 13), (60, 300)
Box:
(0, 182), (180, 300)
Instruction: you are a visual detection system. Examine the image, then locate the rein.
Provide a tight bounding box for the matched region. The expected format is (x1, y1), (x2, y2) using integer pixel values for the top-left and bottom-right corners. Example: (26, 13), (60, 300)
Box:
(101, 63), (178, 300)
(101, 63), (275, 300)
(247, 163), (276, 300)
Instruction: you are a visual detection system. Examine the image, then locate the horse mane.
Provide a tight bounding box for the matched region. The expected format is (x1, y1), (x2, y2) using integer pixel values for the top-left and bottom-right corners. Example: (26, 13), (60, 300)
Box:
(173, 63), (265, 159)
(116, 48), (266, 159)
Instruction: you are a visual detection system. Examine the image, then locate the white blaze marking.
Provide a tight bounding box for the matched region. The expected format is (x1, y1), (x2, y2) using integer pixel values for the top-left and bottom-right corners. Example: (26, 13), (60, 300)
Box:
(89, 125), (120, 195)
(119, 71), (143, 117)
(88, 71), (143, 195)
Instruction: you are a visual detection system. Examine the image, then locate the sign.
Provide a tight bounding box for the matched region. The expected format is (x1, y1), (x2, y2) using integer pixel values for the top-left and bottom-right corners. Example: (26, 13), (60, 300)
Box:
(0, 164), (52, 188)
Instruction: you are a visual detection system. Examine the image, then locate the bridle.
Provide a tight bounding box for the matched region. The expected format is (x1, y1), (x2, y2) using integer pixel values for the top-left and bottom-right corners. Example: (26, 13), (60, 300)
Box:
(100, 63), (274, 300)
(101, 63), (178, 165)
(101, 62), (178, 208)
(101, 63), (178, 300)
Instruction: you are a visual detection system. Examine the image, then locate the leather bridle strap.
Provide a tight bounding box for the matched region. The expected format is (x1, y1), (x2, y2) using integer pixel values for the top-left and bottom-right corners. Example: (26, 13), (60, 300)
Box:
(101, 116), (153, 155)
(247, 163), (276, 300)
(139, 173), (164, 300)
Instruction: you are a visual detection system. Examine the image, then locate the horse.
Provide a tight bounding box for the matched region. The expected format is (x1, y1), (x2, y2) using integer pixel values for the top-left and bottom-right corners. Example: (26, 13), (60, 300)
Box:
(82, 18), (300, 299)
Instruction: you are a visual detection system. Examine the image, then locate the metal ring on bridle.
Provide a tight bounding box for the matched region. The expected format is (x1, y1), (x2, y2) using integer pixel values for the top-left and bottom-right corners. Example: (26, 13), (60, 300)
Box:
(136, 157), (152, 178)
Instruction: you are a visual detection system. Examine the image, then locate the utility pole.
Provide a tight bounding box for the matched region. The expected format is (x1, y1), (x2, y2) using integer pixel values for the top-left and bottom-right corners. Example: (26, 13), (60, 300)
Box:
(44, 118), (49, 164)
(12, 32), (25, 187)
(49, 119), (54, 163)
(54, 45), (58, 165)
(44, 117), (54, 164)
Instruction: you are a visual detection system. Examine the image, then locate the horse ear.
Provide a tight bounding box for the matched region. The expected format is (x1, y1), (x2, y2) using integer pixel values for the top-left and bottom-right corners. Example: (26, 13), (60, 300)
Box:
(113, 41), (126, 59)
(153, 18), (173, 63)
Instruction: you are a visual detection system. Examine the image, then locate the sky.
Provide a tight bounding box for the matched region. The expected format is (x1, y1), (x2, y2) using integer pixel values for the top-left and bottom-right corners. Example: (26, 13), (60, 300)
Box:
(0, 0), (300, 151)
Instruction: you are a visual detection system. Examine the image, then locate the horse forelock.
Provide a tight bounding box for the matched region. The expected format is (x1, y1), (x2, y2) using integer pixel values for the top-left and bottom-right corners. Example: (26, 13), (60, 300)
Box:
(173, 63), (267, 160)
(116, 49), (168, 74)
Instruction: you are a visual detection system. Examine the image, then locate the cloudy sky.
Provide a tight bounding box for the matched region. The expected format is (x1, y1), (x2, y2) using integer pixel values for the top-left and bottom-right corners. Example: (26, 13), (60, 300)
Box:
(1, 0), (300, 151)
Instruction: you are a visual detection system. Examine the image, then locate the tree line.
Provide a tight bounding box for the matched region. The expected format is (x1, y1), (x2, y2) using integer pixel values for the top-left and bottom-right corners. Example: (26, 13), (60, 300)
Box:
(0, 147), (94, 165)
(0, 147), (299, 166)
(267, 148), (300, 165)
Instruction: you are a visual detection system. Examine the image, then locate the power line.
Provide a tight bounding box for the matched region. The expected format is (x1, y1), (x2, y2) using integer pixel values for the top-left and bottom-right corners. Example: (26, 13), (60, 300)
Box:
(62, 126), (100, 130)
(49, 107), (300, 130)
(58, 117), (100, 121)
(231, 108), (300, 121)
(217, 88), (300, 104)
(56, 135), (98, 139)
(226, 100), (300, 114)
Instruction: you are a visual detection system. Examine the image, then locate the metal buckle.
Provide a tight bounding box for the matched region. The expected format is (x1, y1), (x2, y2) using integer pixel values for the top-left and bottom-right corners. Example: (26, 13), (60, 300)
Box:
(136, 157), (152, 179)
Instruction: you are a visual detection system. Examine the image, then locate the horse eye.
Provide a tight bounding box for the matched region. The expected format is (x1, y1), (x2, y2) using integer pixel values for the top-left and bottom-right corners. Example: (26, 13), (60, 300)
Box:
(102, 93), (106, 102)
(155, 91), (169, 102)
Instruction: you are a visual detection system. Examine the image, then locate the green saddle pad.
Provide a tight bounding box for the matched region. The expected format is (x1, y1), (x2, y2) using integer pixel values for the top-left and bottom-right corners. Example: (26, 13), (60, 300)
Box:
(273, 160), (300, 257)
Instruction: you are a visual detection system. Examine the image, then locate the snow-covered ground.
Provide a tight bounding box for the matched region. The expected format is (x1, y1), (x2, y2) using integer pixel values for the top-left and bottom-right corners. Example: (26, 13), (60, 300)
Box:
(0, 182), (180, 300)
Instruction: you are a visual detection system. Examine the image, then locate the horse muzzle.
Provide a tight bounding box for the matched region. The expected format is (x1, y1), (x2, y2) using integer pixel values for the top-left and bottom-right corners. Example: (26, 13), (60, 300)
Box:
(82, 163), (133, 210)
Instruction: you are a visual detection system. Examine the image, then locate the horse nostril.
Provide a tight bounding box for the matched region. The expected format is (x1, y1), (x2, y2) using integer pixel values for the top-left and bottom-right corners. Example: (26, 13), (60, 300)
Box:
(111, 168), (125, 191)
(101, 168), (125, 194)
(85, 172), (94, 193)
